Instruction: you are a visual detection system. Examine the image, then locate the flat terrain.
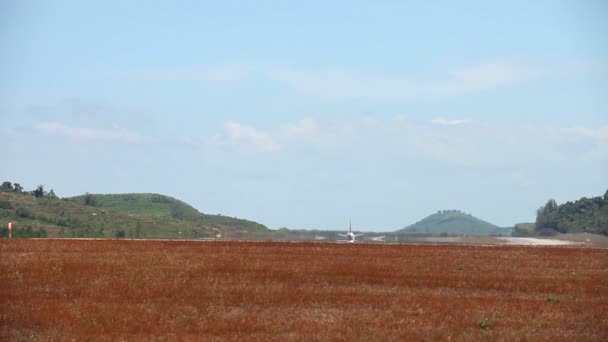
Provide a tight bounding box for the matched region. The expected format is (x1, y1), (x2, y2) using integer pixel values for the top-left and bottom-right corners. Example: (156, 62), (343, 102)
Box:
(1, 240), (607, 341)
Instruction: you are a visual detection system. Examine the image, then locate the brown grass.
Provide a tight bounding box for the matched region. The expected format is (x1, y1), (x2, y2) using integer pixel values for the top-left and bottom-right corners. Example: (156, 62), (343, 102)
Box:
(1, 239), (607, 341)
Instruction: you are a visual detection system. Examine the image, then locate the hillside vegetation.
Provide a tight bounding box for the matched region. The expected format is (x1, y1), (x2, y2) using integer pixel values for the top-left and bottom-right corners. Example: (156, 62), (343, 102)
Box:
(67, 193), (268, 232)
(535, 189), (608, 235)
(397, 210), (511, 236)
(0, 181), (267, 238)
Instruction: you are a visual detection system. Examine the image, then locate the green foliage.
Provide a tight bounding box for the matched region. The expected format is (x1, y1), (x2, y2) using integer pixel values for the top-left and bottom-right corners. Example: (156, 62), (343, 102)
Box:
(135, 221), (143, 238)
(536, 199), (559, 231)
(16, 206), (33, 218)
(0, 199), (11, 209)
(83, 193), (98, 206)
(13, 183), (23, 193)
(48, 189), (58, 199)
(535, 190), (608, 235)
(32, 185), (45, 198)
(513, 222), (535, 237)
(0, 226), (47, 238)
(1, 181), (14, 191)
(1, 181), (268, 239)
(115, 229), (126, 238)
(67, 193), (269, 233)
(477, 317), (492, 330)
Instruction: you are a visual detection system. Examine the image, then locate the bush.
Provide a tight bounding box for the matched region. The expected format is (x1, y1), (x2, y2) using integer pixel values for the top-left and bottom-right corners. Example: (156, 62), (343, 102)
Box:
(477, 317), (491, 330)
(0, 199), (11, 209)
(513, 222), (535, 237)
(15, 206), (33, 218)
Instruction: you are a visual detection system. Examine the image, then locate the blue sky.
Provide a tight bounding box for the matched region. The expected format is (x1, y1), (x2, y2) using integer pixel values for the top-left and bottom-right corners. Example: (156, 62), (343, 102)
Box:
(1, 1), (607, 230)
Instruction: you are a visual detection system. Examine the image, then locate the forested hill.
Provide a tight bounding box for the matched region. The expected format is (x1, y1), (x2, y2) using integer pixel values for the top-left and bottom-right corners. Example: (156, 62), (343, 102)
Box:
(535, 190), (608, 235)
(396, 210), (510, 236)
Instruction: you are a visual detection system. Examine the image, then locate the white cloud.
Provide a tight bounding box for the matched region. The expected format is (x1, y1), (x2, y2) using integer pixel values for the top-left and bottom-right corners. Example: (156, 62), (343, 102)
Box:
(222, 121), (280, 152)
(431, 117), (471, 126)
(207, 118), (319, 153)
(37, 122), (142, 142)
(205, 116), (608, 171)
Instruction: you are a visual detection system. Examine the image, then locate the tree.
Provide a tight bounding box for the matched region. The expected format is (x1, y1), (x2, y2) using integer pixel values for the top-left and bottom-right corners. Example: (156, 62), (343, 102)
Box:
(13, 183), (23, 193)
(84, 193), (98, 206)
(0, 182), (13, 191)
(48, 189), (58, 199)
(536, 199), (559, 231)
(32, 185), (44, 198)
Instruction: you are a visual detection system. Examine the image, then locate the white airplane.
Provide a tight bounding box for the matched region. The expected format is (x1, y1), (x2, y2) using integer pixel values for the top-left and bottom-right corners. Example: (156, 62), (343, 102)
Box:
(337, 220), (364, 243)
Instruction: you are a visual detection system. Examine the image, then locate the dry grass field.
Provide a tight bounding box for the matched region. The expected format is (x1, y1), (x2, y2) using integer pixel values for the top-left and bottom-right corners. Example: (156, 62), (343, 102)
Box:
(1, 239), (607, 341)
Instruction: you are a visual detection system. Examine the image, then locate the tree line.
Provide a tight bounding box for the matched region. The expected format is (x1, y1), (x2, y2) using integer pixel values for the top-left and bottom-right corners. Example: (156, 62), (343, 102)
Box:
(1, 181), (57, 198)
(534, 189), (608, 235)
(0, 226), (47, 238)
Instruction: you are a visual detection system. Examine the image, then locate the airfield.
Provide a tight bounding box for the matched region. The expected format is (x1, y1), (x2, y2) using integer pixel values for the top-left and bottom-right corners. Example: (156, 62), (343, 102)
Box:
(2, 238), (607, 340)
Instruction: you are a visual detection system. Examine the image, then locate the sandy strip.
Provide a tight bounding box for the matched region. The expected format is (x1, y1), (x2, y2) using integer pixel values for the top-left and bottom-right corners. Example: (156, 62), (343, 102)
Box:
(497, 237), (579, 246)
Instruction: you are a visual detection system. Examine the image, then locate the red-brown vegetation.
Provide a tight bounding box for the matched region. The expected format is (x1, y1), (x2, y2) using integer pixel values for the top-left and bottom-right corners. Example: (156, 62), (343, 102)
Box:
(1, 239), (607, 340)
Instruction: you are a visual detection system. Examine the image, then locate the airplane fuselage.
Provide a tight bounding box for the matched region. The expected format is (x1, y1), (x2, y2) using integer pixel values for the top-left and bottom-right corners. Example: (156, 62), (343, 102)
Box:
(346, 232), (356, 242)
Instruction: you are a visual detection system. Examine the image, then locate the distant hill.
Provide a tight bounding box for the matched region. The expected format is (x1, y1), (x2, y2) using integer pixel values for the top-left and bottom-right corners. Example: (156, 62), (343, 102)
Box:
(535, 189), (608, 235)
(0, 184), (267, 238)
(396, 210), (511, 236)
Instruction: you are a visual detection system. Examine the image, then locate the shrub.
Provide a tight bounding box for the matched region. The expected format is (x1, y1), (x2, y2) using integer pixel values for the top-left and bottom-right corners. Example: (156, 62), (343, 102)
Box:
(16, 206), (33, 218)
(477, 317), (492, 330)
(545, 294), (560, 303)
(0, 199), (11, 209)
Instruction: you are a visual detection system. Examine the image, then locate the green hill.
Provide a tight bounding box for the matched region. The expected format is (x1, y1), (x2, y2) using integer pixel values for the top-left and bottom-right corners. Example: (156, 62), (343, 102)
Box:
(67, 193), (268, 233)
(396, 210), (510, 236)
(0, 184), (267, 238)
(535, 189), (608, 235)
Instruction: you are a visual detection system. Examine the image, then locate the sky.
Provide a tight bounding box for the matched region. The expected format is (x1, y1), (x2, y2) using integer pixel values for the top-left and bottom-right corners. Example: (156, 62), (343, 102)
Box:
(1, 0), (607, 231)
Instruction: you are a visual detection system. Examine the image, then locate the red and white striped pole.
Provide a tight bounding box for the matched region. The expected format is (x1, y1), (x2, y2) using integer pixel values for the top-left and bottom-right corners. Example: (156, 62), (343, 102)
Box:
(7, 221), (12, 239)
